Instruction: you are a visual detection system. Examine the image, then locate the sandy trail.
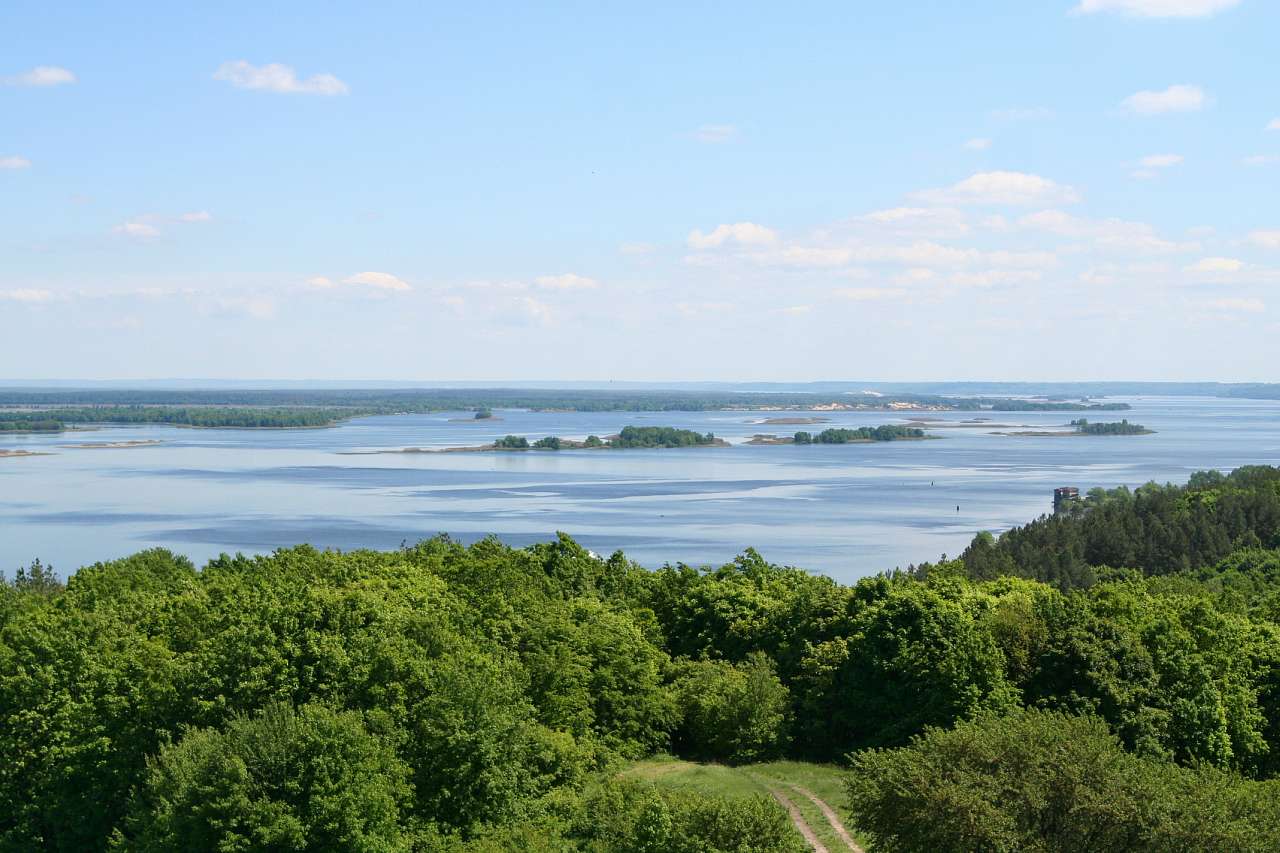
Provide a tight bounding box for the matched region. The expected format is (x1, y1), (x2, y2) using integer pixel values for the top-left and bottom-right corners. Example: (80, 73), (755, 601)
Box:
(789, 784), (864, 852)
(767, 788), (828, 853)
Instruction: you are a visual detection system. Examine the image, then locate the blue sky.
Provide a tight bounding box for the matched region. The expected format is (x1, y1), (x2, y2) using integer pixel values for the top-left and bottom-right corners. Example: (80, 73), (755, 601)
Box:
(3, 0), (1278, 381)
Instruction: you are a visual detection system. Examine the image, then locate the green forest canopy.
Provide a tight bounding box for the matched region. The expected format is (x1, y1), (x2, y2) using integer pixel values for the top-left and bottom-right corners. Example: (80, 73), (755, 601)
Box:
(4, 466), (1280, 850)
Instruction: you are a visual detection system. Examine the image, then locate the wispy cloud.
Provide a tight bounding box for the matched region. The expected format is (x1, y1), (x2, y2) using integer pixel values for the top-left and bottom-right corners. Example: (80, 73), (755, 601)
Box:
(1073, 0), (1240, 17)
(1206, 296), (1264, 314)
(693, 124), (738, 144)
(914, 171), (1081, 206)
(307, 273), (412, 292)
(833, 287), (908, 301)
(1122, 84), (1207, 115)
(1242, 154), (1279, 167)
(0, 288), (56, 302)
(0, 155), (31, 170)
(213, 61), (349, 96)
(2, 66), (76, 87)
(1268, 118), (1280, 132)
(687, 222), (778, 249)
(534, 273), (598, 290)
(343, 271), (411, 291)
(1186, 256), (1245, 274)
(1132, 152), (1184, 179)
(112, 221), (162, 239)
(1246, 230), (1280, 250)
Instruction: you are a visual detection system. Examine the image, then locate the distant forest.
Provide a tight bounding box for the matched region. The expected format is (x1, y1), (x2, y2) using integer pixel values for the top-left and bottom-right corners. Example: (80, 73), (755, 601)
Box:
(0, 388), (1129, 432)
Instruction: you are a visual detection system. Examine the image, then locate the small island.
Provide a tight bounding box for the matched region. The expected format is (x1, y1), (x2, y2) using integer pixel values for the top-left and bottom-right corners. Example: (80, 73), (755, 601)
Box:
(747, 425), (930, 445)
(354, 425), (729, 454)
(497, 426), (726, 450)
(0, 448), (52, 458)
(998, 418), (1155, 437)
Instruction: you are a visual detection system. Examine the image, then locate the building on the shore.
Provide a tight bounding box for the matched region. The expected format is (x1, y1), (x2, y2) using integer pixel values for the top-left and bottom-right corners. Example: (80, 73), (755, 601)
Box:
(1054, 486), (1080, 514)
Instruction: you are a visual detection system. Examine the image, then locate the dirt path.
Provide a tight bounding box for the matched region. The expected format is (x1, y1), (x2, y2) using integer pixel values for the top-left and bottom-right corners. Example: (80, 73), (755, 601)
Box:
(789, 785), (864, 852)
(767, 788), (828, 853)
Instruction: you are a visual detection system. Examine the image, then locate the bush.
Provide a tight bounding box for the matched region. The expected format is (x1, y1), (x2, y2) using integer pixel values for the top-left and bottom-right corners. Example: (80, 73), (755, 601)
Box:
(672, 653), (790, 763)
(847, 709), (1280, 853)
(130, 703), (411, 852)
(578, 777), (806, 853)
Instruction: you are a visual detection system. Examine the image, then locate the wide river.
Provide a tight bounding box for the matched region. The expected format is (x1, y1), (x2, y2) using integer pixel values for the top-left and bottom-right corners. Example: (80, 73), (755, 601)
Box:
(3, 396), (1279, 583)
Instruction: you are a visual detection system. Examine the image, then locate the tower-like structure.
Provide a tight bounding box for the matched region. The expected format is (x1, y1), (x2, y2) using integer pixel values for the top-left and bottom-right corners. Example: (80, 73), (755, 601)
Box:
(1053, 486), (1080, 514)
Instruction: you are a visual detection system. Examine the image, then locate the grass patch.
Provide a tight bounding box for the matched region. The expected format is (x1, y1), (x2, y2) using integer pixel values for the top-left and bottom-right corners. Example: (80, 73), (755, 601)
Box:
(622, 756), (872, 851)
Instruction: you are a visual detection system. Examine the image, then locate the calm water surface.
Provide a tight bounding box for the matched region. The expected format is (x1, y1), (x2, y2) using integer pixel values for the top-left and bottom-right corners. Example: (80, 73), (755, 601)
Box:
(3, 396), (1278, 583)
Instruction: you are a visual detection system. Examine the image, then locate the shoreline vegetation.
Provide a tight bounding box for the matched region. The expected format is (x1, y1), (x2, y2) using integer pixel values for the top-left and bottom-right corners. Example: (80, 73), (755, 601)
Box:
(347, 425), (940, 454)
(351, 426), (729, 454)
(5, 466), (1280, 850)
(997, 418), (1155, 438)
(0, 388), (1131, 431)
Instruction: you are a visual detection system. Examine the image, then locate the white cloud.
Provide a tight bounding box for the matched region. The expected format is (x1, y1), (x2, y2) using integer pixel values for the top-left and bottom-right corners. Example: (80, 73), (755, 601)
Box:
(915, 171), (1081, 206)
(1242, 155), (1279, 167)
(949, 270), (1043, 288)
(0, 288), (55, 302)
(1206, 297), (1264, 314)
(112, 221), (161, 239)
(1, 155), (32, 170)
(687, 222), (778, 249)
(833, 287), (907, 301)
(1017, 209), (1196, 254)
(760, 246), (854, 268)
(343, 271), (411, 291)
(306, 276), (336, 288)
(1246, 230), (1280, 249)
(534, 273), (598, 290)
(2, 66), (76, 87)
(213, 61), (349, 96)
(674, 301), (736, 317)
(1268, 119), (1280, 132)
(1139, 153), (1184, 168)
(1187, 256), (1245, 274)
(1073, 0), (1239, 17)
(694, 124), (738, 144)
(178, 211), (212, 222)
(1122, 84), (1207, 115)
(964, 137), (992, 151)
(780, 305), (812, 315)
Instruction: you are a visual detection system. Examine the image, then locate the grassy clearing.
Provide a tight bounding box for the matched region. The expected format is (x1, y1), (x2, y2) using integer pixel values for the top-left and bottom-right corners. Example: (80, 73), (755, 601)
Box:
(621, 756), (869, 851)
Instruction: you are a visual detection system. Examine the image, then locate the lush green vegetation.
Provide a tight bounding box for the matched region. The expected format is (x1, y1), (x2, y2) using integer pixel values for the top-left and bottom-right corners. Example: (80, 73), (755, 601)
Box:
(793, 425), (926, 444)
(958, 465), (1280, 588)
(610, 426), (718, 448)
(494, 434), (530, 449)
(849, 709), (1280, 852)
(0, 406), (347, 430)
(0, 418), (62, 432)
(532, 436), (562, 450)
(473, 409), (494, 420)
(6, 466), (1280, 849)
(1071, 418), (1151, 435)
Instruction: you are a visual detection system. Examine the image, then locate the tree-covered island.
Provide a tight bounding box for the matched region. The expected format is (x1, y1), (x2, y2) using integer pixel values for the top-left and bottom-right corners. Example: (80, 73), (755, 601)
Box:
(1070, 418), (1154, 435)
